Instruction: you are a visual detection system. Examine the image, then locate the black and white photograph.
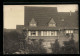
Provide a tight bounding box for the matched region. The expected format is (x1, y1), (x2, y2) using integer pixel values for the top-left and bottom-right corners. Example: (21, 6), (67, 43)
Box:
(3, 4), (79, 54)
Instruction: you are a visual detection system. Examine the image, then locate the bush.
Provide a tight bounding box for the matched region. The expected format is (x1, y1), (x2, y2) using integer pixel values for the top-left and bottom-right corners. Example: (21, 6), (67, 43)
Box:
(3, 31), (20, 54)
(51, 39), (60, 54)
(26, 39), (47, 54)
(60, 37), (79, 54)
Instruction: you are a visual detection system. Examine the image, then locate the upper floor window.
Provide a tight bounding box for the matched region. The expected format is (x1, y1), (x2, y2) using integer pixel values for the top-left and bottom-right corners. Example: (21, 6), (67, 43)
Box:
(48, 18), (56, 27)
(43, 31), (47, 36)
(49, 24), (56, 27)
(65, 30), (73, 33)
(30, 24), (36, 26)
(28, 31), (38, 36)
(41, 31), (57, 36)
(31, 31), (36, 36)
(29, 18), (37, 27)
(51, 31), (57, 36)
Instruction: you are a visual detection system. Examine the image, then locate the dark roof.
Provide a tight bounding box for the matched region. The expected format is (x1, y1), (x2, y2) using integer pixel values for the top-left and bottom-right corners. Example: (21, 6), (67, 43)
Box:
(3, 29), (16, 32)
(49, 18), (56, 24)
(24, 7), (78, 30)
(16, 25), (24, 30)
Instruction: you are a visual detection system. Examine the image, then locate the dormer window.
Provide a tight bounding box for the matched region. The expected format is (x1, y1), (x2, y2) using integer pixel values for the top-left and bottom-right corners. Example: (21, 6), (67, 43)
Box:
(49, 24), (56, 27)
(30, 24), (36, 26)
(48, 18), (56, 27)
(29, 18), (37, 27)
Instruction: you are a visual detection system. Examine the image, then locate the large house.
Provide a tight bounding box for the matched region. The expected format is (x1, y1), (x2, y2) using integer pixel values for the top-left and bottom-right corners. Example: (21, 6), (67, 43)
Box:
(16, 7), (78, 47)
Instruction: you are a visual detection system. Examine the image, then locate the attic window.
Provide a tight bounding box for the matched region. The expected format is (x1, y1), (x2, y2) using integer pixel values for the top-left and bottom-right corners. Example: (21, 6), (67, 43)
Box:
(30, 24), (36, 26)
(48, 18), (56, 27)
(49, 23), (56, 27)
(29, 18), (37, 27)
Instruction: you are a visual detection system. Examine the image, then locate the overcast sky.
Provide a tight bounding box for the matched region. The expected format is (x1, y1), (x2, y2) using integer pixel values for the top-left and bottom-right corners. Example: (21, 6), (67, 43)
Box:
(4, 4), (78, 29)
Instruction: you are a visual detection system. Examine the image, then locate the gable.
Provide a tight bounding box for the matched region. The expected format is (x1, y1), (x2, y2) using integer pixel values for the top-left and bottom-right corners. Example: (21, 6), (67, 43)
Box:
(30, 18), (36, 24)
(48, 18), (56, 27)
(29, 18), (37, 27)
(49, 18), (56, 24)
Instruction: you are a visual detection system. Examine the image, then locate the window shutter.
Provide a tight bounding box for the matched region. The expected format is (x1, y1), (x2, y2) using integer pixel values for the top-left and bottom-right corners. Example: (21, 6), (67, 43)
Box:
(28, 31), (31, 36)
(47, 31), (48, 36)
(71, 30), (73, 33)
(50, 31), (51, 36)
(41, 31), (43, 36)
(68, 30), (70, 33)
(66, 30), (68, 33)
(47, 31), (51, 36)
(55, 31), (57, 36)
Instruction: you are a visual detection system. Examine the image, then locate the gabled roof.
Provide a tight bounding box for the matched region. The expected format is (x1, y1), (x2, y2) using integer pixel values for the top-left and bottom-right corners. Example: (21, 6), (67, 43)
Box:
(24, 7), (78, 30)
(49, 18), (56, 24)
(30, 18), (36, 24)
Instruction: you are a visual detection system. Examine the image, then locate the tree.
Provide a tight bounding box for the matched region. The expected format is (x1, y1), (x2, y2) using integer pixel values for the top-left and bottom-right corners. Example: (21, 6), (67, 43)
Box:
(51, 39), (60, 54)
(26, 39), (47, 54)
(3, 31), (20, 54)
(61, 37), (78, 54)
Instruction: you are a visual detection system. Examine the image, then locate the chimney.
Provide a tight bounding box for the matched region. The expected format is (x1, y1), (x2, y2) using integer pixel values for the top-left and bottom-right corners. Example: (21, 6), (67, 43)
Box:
(70, 11), (71, 16)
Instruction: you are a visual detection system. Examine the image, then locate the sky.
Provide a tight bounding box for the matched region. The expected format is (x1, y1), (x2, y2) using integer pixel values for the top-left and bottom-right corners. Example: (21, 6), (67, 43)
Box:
(3, 4), (78, 29)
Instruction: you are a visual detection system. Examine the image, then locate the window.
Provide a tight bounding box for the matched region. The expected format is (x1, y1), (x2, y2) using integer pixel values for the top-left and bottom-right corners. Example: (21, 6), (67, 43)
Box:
(47, 31), (51, 36)
(49, 24), (56, 27)
(48, 18), (56, 27)
(29, 31), (38, 36)
(51, 31), (55, 36)
(30, 24), (36, 27)
(51, 31), (57, 36)
(30, 31), (36, 36)
(65, 30), (74, 38)
(65, 30), (73, 33)
(41, 31), (57, 36)
(43, 31), (47, 36)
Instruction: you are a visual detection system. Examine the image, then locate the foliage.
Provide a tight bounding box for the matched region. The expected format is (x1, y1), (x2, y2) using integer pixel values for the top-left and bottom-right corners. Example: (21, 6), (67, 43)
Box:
(51, 39), (60, 54)
(51, 37), (79, 54)
(3, 30), (20, 54)
(60, 37), (79, 54)
(26, 39), (47, 54)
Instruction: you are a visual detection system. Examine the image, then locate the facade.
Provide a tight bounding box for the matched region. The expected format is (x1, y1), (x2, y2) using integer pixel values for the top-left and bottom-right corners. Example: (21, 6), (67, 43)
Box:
(16, 7), (79, 48)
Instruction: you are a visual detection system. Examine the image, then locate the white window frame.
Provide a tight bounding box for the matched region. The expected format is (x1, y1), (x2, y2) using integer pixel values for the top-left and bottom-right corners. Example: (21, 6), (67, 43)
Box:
(49, 23), (56, 27)
(41, 31), (57, 36)
(43, 31), (47, 36)
(65, 30), (73, 33)
(29, 31), (38, 36)
(30, 23), (36, 27)
(47, 31), (51, 36)
(51, 31), (57, 36)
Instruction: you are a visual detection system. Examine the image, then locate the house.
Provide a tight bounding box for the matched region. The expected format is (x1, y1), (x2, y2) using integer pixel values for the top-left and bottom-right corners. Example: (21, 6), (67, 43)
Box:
(16, 7), (79, 47)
